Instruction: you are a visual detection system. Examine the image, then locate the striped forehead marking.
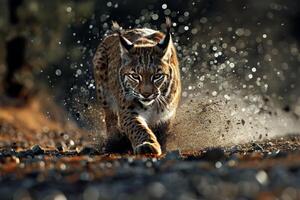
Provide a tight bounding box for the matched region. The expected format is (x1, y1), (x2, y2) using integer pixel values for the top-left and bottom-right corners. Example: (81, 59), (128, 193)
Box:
(134, 48), (156, 73)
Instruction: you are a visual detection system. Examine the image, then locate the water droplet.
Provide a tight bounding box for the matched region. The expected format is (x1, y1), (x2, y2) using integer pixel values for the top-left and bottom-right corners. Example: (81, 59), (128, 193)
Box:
(66, 7), (72, 13)
(162, 4), (167, 9)
(151, 14), (159, 20)
(215, 161), (222, 168)
(106, 2), (112, 7)
(55, 69), (62, 76)
(256, 170), (268, 185)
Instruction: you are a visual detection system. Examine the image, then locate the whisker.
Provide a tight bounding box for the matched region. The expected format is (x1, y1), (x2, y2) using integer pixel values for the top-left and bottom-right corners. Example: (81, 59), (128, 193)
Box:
(157, 97), (166, 111)
(159, 96), (169, 110)
(155, 98), (163, 112)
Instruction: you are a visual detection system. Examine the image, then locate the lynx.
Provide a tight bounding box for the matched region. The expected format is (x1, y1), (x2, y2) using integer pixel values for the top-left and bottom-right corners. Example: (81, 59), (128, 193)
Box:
(93, 19), (181, 155)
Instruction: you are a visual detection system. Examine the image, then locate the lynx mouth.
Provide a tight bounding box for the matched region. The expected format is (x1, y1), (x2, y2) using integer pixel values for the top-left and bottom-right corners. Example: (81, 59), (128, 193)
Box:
(139, 99), (155, 106)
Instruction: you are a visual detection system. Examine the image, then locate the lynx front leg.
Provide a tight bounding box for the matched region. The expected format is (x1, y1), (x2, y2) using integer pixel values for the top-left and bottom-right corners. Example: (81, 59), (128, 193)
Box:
(152, 120), (172, 152)
(120, 112), (162, 155)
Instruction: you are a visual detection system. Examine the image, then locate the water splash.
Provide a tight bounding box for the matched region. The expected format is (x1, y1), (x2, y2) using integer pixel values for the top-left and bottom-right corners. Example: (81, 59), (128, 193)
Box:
(168, 93), (300, 151)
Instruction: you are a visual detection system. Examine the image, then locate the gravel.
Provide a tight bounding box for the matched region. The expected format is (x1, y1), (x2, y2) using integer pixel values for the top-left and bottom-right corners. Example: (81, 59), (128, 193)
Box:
(1, 133), (300, 200)
(1, 116), (300, 200)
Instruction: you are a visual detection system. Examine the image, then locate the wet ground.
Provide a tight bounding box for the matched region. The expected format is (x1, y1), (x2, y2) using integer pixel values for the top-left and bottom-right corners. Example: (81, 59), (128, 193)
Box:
(2, 130), (300, 199)
(1, 98), (300, 200)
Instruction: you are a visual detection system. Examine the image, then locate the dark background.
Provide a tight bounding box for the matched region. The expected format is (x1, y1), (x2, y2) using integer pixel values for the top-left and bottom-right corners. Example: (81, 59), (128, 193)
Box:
(1, 0), (300, 127)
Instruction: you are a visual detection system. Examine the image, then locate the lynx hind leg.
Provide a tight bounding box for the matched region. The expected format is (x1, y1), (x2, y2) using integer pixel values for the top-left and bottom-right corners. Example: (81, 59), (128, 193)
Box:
(93, 44), (127, 153)
(93, 44), (109, 108)
(104, 108), (119, 135)
(101, 108), (131, 154)
(93, 44), (112, 132)
(104, 131), (132, 154)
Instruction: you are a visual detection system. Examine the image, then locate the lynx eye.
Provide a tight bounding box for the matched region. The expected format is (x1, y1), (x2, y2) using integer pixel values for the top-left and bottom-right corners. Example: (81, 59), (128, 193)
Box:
(128, 73), (141, 81)
(152, 73), (164, 82)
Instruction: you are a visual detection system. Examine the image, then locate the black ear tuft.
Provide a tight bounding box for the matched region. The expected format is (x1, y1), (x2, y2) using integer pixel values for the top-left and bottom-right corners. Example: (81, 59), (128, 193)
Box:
(111, 21), (121, 32)
(157, 17), (172, 51)
(119, 35), (134, 51)
(112, 21), (133, 51)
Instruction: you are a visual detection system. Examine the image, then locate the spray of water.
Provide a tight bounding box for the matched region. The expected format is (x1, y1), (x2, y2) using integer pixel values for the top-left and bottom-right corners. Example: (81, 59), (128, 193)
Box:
(167, 94), (300, 151)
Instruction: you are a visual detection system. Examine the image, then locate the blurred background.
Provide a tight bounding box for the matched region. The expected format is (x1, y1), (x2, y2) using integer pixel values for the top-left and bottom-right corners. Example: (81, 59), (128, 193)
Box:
(0, 0), (300, 129)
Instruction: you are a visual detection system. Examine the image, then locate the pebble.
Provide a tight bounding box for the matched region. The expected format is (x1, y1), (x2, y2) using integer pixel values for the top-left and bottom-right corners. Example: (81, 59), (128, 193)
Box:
(201, 148), (225, 161)
(56, 142), (67, 152)
(252, 143), (264, 151)
(31, 144), (45, 155)
(79, 147), (99, 155)
(165, 150), (181, 160)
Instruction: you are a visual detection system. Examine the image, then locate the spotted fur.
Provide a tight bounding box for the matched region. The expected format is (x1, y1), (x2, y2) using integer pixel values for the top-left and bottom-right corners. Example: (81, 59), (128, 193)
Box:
(93, 21), (181, 155)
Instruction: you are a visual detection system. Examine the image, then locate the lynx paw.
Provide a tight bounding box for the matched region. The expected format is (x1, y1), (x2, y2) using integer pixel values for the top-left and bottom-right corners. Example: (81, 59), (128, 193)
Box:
(134, 142), (162, 156)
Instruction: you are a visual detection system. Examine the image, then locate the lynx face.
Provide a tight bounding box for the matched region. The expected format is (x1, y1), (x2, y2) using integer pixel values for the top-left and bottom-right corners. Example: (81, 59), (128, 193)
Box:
(120, 46), (172, 106)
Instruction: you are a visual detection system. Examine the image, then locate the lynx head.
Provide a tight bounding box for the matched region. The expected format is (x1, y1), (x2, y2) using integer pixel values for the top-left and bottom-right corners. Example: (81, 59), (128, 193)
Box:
(119, 19), (177, 107)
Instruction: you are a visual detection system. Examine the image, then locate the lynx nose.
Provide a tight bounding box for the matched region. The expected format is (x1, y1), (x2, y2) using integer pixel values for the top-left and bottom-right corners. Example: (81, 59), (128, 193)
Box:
(142, 92), (152, 99)
(142, 93), (157, 100)
(140, 84), (155, 99)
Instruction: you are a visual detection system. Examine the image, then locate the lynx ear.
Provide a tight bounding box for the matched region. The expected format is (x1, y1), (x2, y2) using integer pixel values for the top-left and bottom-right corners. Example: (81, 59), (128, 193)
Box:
(119, 35), (134, 52)
(119, 35), (133, 64)
(157, 17), (172, 53)
(112, 20), (134, 55)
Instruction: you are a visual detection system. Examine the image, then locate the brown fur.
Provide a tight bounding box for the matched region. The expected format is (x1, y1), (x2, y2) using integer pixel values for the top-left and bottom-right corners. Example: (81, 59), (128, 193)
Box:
(93, 26), (181, 155)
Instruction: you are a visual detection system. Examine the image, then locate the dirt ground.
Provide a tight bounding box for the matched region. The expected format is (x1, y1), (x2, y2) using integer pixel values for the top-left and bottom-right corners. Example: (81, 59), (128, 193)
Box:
(1, 96), (300, 200)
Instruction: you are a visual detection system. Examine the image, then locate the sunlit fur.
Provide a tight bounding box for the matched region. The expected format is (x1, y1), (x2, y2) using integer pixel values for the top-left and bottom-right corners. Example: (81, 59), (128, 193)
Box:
(93, 26), (181, 155)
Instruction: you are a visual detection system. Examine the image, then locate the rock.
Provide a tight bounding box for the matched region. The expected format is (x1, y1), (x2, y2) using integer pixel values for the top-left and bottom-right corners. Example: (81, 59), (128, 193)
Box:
(147, 182), (166, 198)
(201, 148), (226, 162)
(229, 145), (241, 154)
(241, 119), (245, 125)
(1, 149), (16, 157)
(83, 186), (100, 200)
(56, 142), (67, 152)
(31, 144), (44, 155)
(252, 143), (264, 151)
(17, 150), (34, 157)
(165, 150), (181, 160)
(274, 150), (288, 158)
(79, 147), (99, 155)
